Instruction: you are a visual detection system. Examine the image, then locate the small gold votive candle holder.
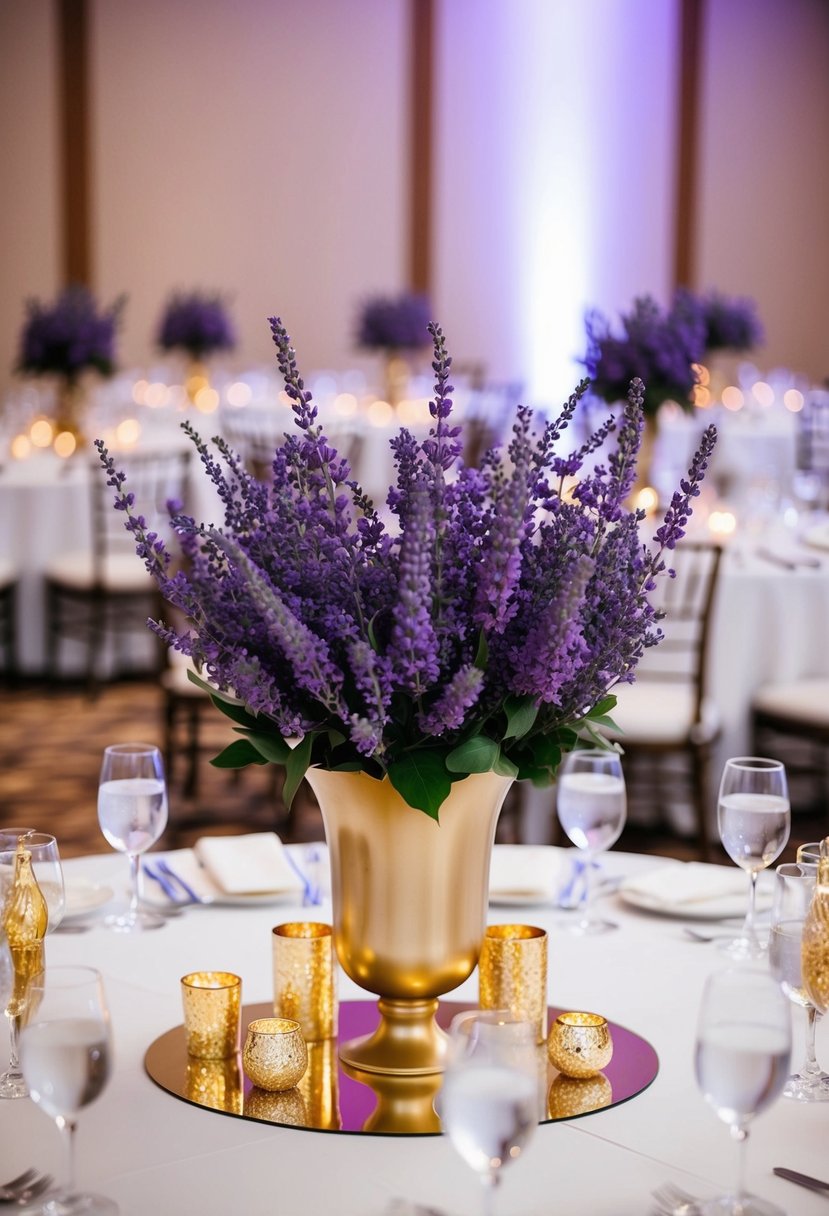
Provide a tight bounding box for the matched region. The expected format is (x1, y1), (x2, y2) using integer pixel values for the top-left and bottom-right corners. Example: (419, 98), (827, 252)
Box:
(243, 1017), (308, 1091)
(180, 971), (241, 1060)
(478, 923), (548, 1043)
(272, 921), (337, 1042)
(547, 1010), (613, 1078)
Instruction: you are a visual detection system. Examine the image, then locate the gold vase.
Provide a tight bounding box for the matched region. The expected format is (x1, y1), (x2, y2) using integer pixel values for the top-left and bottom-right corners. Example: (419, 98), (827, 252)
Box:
(629, 412), (658, 504)
(304, 768), (513, 1077)
(55, 379), (87, 445)
(383, 352), (410, 409)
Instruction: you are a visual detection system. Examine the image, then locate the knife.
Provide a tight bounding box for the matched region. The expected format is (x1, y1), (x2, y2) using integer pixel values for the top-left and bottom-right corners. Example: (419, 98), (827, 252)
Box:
(773, 1167), (829, 1194)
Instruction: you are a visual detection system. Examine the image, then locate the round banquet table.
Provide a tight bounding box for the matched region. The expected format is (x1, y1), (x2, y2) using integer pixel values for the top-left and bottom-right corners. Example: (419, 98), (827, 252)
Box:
(1, 845), (826, 1215)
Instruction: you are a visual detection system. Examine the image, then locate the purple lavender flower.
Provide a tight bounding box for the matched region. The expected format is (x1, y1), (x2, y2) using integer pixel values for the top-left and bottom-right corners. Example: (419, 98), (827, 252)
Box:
(357, 292), (432, 351)
(157, 290), (236, 359)
(17, 285), (123, 381)
(583, 294), (705, 416)
(98, 313), (717, 820)
(673, 287), (763, 354)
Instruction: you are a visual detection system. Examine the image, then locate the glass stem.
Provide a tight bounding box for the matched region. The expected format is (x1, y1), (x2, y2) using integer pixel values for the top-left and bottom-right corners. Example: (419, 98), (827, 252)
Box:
(579, 855), (595, 928)
(802, 1006), (821, 1079)
(56, 1114), (78, 1196)
(743, 871), (759, 947)
(7, 1011), (21, 1073)
(480, 1173), (499, 1216)
(128, 854), (141, 921)
(731, 1124), (748, 1201)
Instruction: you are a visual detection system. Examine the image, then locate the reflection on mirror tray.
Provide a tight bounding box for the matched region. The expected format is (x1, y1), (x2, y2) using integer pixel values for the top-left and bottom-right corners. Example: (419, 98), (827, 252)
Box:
(144, 1000), (658, 1135)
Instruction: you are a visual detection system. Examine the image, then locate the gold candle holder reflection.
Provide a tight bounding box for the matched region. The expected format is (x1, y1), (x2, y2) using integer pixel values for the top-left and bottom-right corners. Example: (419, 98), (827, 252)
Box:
(185, 1054), (243, 1114)
(243, 1017), (308, 1091)
(180, 971), (241, 1060)
(244, 1084), (308, 1126)
(272, 922), (337, 1041)
(547, 1011), (613, 1078)
(299, 1038), (341, 1130)
(547, 1071), (612, 1118)
(478, 924), (548, 1043)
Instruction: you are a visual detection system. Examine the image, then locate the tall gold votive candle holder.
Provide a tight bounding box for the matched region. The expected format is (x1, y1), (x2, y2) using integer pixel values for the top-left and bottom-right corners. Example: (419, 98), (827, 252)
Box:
(272, 921), (337, 1042)
(547, 1010), (613, 1078)
(243, 1017), (308, 1091)
(478, 923), (548, 1043)
(180, 971), (241, 1060)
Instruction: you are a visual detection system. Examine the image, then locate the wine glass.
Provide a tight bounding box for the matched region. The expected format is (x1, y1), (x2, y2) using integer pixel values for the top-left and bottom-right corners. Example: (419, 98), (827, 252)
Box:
(19, 965), (118, 1215)
(694, 966), (791, 1216)
(97, 743), (169, 932)
(439, 1010), (541, 1216)
(0, 832), (65, 1100)
(555, 748), (627, 934)
(716, 757), (790, 959)
(768, 861), (829, 1101)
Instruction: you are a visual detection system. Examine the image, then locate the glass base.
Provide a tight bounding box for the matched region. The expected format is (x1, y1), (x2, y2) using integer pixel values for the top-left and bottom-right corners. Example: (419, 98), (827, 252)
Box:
(700, 1193), (784, 1216)
(103, 908), (166, 933)
(783, 1069), (829, 1101)
(561, 916), (619, 936)
(44, 1189), (119, 1215)
(715, 935), (766, 961)
(0, 1069), (28, 1099)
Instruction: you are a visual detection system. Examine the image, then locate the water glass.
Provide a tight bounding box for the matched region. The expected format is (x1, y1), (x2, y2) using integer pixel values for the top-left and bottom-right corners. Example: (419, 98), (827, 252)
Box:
(97, 743), (168, 931)
(555, 748), (626, 934)
(716, 757), (789, 959)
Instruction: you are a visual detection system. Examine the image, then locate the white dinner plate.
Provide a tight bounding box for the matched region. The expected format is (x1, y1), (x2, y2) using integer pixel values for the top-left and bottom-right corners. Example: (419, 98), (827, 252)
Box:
(489, 888), (555, 907)
(63, 879), (114, 918)
(618, 882), (772, 922)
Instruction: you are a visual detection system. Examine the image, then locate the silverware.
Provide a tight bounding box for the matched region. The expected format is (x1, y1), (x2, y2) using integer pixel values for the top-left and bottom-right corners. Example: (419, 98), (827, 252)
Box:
(0, 1172), (53, 1206)
(651, 1182), (702, 1215)
(773, 1166), (829, 1194)
(0, 1172), (36, 1203)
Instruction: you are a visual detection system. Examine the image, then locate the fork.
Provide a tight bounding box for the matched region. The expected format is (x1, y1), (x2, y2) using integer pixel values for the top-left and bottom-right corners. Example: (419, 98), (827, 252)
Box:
(0, 1172), (53, 1207)
(0, 1172), (36, 1203)
(651, 1182), (702, 1215)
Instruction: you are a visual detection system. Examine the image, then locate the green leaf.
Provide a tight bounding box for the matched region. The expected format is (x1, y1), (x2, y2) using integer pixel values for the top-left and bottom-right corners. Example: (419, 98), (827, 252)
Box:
(187, 668), (245, 708)
(239, 730), (292, 766)
(528, 736), (562, 770)
(445, 735), (500, 774)
(387, 751), (451, 821)
(326, 728), (347, 748)
(493, 751), (519, 779)
(587, 694), (617, 718)
(210, 739), (268, 769)
(208, 693), (259, 729)
(503, 695), (539, 740)
(283, 733), (314, 809)
(367, 613), (381, 653)
(473, 629), (489, 671)
(588, 713), (622, 733)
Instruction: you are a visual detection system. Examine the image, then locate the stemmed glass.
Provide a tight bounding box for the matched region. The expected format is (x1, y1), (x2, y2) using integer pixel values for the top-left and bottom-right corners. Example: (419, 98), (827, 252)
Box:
(555, 748), (627, 934)
(694, 966), (791, 1216)
(439, 1010), (541, 1216)
(97, 743), (168, 932)
(768, 861), (829, 1101)
(19, 965), (118, 1215)
(0, 831), (65, 1100)
(716, 757), (790, 959)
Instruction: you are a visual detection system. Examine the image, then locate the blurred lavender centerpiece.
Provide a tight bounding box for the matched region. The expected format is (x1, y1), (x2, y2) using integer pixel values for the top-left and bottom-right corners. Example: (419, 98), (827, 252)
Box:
(357, 291), (432, 407)
(674, 287), (763, 358)
(156, 290), (236, 402)
(99, 315), (716, 821)
(16, 284), (124, 444)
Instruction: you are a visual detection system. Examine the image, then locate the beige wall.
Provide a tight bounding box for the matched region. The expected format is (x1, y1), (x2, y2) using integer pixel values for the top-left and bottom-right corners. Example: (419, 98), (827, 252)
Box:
(697, 0), (829, 383)
(1, 0), (828, 402)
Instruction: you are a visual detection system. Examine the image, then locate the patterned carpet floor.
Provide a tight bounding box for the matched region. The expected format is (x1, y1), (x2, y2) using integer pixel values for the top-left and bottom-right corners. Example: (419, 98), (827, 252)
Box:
(0, 677), (822, 864)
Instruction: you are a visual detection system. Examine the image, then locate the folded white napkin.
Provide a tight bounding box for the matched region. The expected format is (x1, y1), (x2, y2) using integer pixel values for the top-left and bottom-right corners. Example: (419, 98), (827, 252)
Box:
(803, 521), (829, 552)
(623, 862), (748, 907)
(194, 832), (305, 896)
(488, 845), (562, 902)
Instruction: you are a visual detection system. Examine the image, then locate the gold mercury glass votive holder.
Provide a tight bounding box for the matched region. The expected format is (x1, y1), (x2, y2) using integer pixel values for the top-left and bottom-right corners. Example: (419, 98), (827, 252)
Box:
(180, 971), (241, 1060)
(243, 1017), (308, 1091)
(547, 1010), (613, 1078)
(185, 1054), (244, 1114)
(272, 921), (337, 1041)
(478, 923), (548, 1043)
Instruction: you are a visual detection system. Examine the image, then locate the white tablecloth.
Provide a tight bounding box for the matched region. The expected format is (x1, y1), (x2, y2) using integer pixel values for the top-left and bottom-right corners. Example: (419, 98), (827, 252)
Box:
(1, 846), (826, 1215)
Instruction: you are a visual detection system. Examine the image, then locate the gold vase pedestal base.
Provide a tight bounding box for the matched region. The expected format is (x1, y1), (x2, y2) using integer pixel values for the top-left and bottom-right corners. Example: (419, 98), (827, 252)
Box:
(338, 997), (447, 1077)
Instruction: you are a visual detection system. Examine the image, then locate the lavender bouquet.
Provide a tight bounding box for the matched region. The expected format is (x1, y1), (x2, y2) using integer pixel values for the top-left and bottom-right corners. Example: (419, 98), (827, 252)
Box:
(357, 292), (432, 352)
(17, 285), (123, 382)
(156, 290), (236, 361)
(98, 317), (715, 819)
(673, 287), (763, 355)
(583, 295), (705, 416)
